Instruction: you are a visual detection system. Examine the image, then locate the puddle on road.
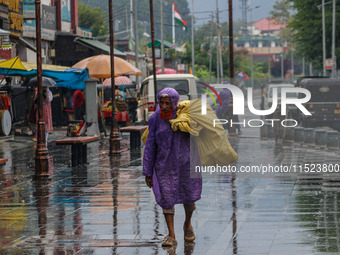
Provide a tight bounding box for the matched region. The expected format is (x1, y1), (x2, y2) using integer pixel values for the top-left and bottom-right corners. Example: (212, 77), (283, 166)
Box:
(0, 136), (340, 254)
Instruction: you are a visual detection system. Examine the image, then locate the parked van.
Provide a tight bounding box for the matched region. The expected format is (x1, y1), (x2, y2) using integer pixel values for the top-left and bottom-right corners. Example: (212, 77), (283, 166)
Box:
(137, 74), (199, 122)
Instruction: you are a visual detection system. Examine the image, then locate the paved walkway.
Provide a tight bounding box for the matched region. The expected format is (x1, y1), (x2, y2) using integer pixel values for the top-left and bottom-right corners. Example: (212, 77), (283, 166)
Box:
(0, 121), (340, 254)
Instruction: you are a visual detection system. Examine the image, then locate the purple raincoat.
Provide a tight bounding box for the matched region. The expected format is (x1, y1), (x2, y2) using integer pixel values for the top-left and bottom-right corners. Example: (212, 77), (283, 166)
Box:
(215, 88), (231, 119)
(143, 88), (202, 209)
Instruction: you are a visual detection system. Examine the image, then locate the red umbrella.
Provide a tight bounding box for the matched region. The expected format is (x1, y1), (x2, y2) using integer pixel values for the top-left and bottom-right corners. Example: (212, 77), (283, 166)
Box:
(156, 68), (177, 74)
(236, 71), (249, 80)
(103, 76), (133, 86)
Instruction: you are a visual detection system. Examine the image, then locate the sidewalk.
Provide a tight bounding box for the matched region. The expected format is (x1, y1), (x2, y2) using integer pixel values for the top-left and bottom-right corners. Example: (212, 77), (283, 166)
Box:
(0, 125), (340, 254)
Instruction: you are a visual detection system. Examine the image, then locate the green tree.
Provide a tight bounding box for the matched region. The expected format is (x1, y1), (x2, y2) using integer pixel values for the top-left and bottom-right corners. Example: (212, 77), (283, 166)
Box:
(270, 0), (292, 41)
(78, 2), (108, 37)
(290, 0), (340, 70)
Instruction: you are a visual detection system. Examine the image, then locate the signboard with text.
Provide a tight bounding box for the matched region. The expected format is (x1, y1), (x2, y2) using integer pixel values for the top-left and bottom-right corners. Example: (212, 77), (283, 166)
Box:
(0, 0), (23, 35)
(325, 59), (333, 70)
(23, 19), (55, 41)
(42, 5), (56, 30)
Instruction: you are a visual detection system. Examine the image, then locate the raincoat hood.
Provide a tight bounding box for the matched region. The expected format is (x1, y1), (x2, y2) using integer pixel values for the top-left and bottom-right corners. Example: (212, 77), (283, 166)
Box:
(156, 88), (180, 112)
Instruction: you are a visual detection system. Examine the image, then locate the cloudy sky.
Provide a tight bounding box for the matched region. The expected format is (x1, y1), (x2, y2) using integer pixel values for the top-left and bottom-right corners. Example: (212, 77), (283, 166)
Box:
(187, 0), (276, 28)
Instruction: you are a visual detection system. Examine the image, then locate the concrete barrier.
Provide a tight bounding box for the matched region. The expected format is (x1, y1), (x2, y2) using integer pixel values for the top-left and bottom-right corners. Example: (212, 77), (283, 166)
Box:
(294, 127), (304, 143)
(267, 123), (275, 139)
(327, 131), (339, 149)
(260, 124), (267, 139)
(285, 127), (294, 142)
(315, 130), (327, 148)
(304, 128), (315, 145)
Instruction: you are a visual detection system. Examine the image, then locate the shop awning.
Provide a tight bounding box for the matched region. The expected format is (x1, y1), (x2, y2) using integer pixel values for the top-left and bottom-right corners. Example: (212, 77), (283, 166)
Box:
(9, 34), (37, 52)
(0, 57), (89, 90)
(74, 37), (126, 57)
(147, 39), (174, 48)
(22, 62), (69, 71)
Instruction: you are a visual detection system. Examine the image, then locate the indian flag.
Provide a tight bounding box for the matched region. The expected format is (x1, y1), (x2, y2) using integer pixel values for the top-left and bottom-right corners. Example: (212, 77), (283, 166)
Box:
(174, 6), (187, 30)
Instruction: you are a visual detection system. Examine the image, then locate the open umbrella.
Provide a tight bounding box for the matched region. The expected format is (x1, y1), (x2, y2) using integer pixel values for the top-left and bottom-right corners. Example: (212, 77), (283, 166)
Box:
(25, 76), (56, 87)
(72, 54), (142, 79)
(156, 68), (177, 74)
(236, 71), (249, 81)
(103, 76), (133, 86)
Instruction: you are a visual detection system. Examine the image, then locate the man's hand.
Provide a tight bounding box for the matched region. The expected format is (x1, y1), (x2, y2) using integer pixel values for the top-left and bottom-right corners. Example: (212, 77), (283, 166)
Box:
(145, 176), (153, 188)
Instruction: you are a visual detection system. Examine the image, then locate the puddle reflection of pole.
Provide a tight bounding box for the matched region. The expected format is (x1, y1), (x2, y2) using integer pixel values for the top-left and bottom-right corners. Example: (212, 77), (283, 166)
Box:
(33, 179), (51, 254)
(72, 165), (85, 254)
(110, 156), (120, 254)
(108, 0), (121, 155)
(154, 203), (160, 255)
(231, 172), (238, 254)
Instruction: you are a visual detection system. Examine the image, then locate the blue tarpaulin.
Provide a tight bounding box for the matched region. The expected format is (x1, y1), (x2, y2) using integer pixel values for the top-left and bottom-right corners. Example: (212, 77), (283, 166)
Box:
(0, 67), (89, 90)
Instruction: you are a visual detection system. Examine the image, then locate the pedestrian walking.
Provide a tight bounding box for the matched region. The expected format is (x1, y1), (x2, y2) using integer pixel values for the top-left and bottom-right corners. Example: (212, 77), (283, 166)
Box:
(143, 88), (202, 247)
(33, 86), (53, 142)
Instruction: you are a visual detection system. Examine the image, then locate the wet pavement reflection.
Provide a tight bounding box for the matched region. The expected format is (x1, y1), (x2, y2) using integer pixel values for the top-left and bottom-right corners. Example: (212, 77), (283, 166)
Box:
(1, 128), (340, 254)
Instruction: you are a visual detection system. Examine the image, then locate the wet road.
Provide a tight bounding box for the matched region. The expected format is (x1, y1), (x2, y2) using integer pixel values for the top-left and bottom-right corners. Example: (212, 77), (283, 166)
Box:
(1, 110), (340, 254)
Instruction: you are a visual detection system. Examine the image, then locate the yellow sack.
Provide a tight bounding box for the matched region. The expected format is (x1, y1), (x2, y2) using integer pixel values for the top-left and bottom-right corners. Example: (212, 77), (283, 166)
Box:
(170, 100), (238, 166)
(143, 100), (238, 166)
(142, 127), (149, 144)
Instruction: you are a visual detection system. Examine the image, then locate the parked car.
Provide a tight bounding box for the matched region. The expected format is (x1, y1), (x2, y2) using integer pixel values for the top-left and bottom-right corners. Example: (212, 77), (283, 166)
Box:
(137, 74), (200, 122)
(295, 78), (340, 130)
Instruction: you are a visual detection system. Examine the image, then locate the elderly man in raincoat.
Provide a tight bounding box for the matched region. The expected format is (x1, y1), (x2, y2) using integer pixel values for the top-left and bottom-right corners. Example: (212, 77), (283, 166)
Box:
(143, 88), (202, 247)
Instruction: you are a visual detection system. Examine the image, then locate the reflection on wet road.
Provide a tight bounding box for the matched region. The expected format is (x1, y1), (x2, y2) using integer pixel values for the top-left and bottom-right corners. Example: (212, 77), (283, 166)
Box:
(0, 130), (340, 254)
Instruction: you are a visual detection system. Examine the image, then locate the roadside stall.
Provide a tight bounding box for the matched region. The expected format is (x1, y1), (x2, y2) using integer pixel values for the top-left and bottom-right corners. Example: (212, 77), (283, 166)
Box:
(72, 55), (142, 128)
(0, 57), (89, 136)
(98, 76), (139, 125)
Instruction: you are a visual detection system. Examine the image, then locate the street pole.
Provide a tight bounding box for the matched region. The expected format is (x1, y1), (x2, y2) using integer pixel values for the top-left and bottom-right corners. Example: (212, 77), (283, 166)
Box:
(172, 3), (175, 44)
(268, 18), (271, 82)
(134, 0), (139, 85)
(150, 0), (158, 105)
(209, 13), (213, 83)
(228, 0), (234, 85)
(34, 0), (49, 178)
(249, 7), (259, 88)
(161, 0), (164, 74)
(191, 0), (195, 75)
(332, 0), (336, 78)
(130, 0), (133, 37)
(291, 48), (294, 82)
(109, 0), (121, 155)
(216, 0), (223, 83)
(322, 0), (326, 76)
(216, 3), (219, 83)
(302, 57), (305, 76)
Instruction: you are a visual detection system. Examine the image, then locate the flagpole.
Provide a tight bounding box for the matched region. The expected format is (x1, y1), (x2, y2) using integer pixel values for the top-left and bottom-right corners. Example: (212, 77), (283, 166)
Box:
(172, 3), (175, 44)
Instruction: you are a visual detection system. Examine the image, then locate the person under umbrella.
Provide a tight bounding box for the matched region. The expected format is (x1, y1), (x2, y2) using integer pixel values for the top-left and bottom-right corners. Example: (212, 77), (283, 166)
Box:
(32, 86), (53, 143)
(30, 77), (56, 143)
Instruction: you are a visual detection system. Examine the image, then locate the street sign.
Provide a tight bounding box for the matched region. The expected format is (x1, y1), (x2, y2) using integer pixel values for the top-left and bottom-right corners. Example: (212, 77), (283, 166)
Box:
(325, 58), (333, 69)
(177, 64), (185, 72)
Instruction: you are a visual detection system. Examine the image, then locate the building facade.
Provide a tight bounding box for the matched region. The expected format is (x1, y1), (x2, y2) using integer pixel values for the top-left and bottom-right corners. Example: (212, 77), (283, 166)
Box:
(0, 0), (24, 59)
(21, 0), (79, 64)
(232, 18), (288, 62)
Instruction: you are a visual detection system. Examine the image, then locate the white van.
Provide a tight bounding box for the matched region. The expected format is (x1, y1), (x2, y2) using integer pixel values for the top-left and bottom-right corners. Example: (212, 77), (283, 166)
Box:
(137, 74), (199, 122)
